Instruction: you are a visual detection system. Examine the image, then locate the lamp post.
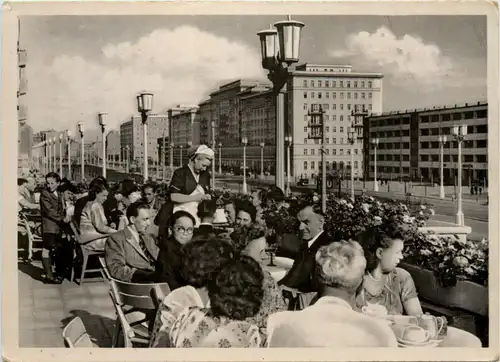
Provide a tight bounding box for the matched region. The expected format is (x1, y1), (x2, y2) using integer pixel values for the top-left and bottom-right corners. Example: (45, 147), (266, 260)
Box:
(438, 135), (447, 199)
(170, 142), (175, 171)
(66, 130), (72, 179)
(125, 145), (130, 174)
(218, 143), (222, 174)
(285, 136), (292, 196)
(308, 104), (327, 213)
(372, 138), (379, 192)
(242, 136), (248, 194)
(348, 129), (356, 200)
(58, 133), (63, 176)
(52, 137), (57, 173)
(257, 16), (304, 192)
(211, 120), (216, 189)
(137, 92), (154, 181)
(78, 122), (84, 181)
(47, 139), (52, 173)
(179, 145), (183, 167)
(97, 112), (107, 178)
(452, 125), (467, 226)
(162, 130), (166, 181)
(260, 142), (265, 180)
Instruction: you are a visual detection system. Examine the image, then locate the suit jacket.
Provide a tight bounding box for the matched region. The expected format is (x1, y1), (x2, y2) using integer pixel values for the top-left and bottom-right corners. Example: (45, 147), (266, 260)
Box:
(39, 188), (65, 234)
(155, 165), (211, 240)
(279, 231), (331, 293)
(191, 224), (216, 241)
(105, 226), (160, 282)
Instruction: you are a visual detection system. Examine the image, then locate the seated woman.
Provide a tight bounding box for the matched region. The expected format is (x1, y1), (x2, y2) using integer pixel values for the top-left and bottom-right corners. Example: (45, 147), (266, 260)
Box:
(155, 211), (196, 289)
(355, 224), (482, 347)
(149, 237), (234, 347)
(267, 240), (398, 347)
(79, 183), (117, 252)
(169, 255), (264, 348)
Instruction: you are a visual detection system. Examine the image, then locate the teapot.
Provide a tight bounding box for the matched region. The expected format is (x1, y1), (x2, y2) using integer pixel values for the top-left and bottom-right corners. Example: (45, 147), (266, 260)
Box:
(213, 208), (228, 224)
(418, 314), (447, 340)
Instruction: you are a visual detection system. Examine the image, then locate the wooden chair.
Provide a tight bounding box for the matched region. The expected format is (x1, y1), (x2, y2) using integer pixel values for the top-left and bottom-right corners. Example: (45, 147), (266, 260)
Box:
(18, 211), (43, 263)
(62, 316), (96, 348)
(69, 221), (104, 286)
(98, 255), (112, 283)
(108, 278), (171, 348)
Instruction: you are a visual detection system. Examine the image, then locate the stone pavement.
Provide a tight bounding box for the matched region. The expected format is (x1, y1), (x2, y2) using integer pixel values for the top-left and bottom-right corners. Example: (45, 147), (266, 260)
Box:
(18, 260), (115, 348)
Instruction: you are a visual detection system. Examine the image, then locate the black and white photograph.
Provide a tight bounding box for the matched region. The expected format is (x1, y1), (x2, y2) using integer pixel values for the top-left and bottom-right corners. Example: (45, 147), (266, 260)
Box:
(2, 1), (498, 361)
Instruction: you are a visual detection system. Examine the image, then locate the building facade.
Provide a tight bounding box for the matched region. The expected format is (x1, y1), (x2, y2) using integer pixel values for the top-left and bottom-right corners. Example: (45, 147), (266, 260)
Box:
(364, 101), (488, 185)
(120, 114), (169, 166)
(289, 64), (383, 180)
(105, 130), (121, 161)
(169, 106), (200, 147)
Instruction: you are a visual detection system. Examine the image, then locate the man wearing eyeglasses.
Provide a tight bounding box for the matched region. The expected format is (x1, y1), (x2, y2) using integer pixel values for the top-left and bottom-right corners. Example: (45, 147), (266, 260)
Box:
(105, 201), (160, 283)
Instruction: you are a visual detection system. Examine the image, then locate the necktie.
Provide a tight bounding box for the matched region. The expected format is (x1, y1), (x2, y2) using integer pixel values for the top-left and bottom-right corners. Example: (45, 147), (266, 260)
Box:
(138, 234), (154, 264)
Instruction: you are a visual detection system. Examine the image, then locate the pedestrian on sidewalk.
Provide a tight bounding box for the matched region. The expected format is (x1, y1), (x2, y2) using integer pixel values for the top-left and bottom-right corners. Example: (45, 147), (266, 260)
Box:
(479, 187), (483, 195)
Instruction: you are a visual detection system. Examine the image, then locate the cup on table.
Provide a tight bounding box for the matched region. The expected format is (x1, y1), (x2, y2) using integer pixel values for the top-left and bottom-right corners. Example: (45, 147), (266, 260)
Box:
(361, 303), (388, 319)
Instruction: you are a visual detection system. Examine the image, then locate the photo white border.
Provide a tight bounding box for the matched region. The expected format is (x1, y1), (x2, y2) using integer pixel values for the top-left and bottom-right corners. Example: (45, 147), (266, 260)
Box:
(1, 1), (498, 361)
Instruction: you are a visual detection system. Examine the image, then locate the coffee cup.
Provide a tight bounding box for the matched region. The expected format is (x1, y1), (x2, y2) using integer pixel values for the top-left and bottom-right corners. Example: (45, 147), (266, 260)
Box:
(401, 325), (430, 344)
(361, 303), (388, 319)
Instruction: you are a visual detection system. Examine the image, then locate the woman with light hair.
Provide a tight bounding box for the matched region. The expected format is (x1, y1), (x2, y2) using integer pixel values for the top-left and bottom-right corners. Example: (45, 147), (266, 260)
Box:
(266, 240), (397, 347)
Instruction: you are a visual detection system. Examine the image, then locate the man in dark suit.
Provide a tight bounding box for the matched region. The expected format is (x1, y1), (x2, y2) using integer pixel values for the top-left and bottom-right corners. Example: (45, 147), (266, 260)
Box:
(39, 172), (70, 284)
(192, 199), (217, 240)
(154, 145), (213, 241)
(279, 203), (331, 295)
(105, 201), (160, 283)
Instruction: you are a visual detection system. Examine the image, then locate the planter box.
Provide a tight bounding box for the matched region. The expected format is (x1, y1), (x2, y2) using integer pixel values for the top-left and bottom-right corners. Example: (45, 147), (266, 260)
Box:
(400, 262), (488, 317)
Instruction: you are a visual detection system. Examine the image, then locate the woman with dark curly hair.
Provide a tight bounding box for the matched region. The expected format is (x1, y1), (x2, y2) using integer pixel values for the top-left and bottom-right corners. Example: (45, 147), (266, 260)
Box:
(355, 225), (481, 347)
(150, 238), (234, 347)
(155, 211), (196, 288)
(169, 255), (264, 348)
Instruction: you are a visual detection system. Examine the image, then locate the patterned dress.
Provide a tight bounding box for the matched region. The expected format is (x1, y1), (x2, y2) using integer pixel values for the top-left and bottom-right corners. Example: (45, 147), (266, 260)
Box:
(170, 307), (261, 348)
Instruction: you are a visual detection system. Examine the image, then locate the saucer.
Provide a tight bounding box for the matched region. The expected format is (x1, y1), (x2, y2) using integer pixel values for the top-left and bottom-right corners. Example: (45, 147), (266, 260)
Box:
(397, 338), (441, 348)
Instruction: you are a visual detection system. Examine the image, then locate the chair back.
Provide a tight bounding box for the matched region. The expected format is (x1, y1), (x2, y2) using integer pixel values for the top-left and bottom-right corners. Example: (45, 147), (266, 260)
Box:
(98, 256), (112, 281)
(109, 278), (170, 310)
(152, 284), (167, 309)
(69, 220), (83, 244)
(62, 316), (94, 348)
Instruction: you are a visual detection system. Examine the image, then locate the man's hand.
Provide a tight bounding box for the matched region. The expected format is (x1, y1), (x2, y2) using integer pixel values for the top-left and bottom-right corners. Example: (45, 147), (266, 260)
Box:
(201, 194), (212, 201)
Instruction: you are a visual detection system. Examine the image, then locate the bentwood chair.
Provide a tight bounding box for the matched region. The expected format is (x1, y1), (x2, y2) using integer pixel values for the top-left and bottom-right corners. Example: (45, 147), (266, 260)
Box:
(69, 221), (104, 286)
(62, 316), (96, 348)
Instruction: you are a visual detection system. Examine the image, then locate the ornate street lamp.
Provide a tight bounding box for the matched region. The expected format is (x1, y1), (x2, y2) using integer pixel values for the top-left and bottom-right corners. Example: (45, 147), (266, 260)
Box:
(452, 125), (467, 226)
(260, 142), (265, 180)
(348, 129), (356, 200)
(67, 130), (73, 179)
(137, 92), (154, 181)
(78, 122), (85, 181)
(371, 138), (379, 192)
(98, 112), (107, 178)
(285, 136), (292, 196)
(257, 16), (304, 192)
(438, 135), (448, 199)
(242, 136), (248, 194)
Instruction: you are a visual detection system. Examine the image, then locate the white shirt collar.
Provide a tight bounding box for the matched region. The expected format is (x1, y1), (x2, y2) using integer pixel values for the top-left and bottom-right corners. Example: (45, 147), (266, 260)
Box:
(308, 230), (324, 248)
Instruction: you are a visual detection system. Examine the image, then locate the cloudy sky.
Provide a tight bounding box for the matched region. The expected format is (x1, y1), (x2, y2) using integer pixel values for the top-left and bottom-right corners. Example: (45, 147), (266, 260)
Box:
(21, 15), (487, 135)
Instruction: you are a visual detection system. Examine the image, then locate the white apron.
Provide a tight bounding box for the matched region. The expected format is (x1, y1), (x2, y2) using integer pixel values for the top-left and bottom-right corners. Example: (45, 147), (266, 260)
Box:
(172, 184), (204, 227)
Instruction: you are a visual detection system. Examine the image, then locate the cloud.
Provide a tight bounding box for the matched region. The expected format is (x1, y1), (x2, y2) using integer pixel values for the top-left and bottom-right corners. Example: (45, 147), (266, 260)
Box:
(26, 25), (266, 133)
(330, 26), (456, 87)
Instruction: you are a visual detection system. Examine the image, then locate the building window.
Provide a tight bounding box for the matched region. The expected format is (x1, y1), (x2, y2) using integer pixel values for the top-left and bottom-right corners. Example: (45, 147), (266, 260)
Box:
(340, 93), (345, 99)
(304, 149), (308, 155)
(303, 92), (308, 99)
(340, 115), (344, 122)
(333, 92), (337, 99)
(477, 139), (487, 148)
(304, 127), (308, 132)
(304, 138), (308, 144)
(326, 92), (330, 99)
(340, 104), (344, 110)
(354, 81), (358, 88)
(347, 149), (351, 155)
(368, 81), (372, 88)
(318, 80), (322, 87)
(453, 113), (462, 121)
(311, 80), (315, 88)
(304, 161), (308, 170)
(340, 149), (344, 155)
(311, 161), (315, 169)
(326, 148), (330, 154)
(369, 104), (372, 111)
(318, 92), (322, 99)
(332, 104), (336, 110)
(304, 115), (308, 122)
(347, 92), (351, 99)
(325, 81), (329, 87)
(340, 138), (344, 144)
(340, 127), (344, 133)
(354, 161), (358, 168)
(303, 80), (308, 87)
(326, 126), (330, 132)
(354, 93), (358, 99)
(354, 149), (358, 155)
(332, 81), (336, 87)
(368, 92), (372, 99)
(303, 104), (308, 110)
(347, 81), (351, 88)
(333, 137), (337, 144)
(333, 115), (337, 121)
(311, 149), (315, 156)
(361, 92), (366, 99)
(477, 109), (487, 118)
(476, 155), (487, 163)
(311, 92), (315, 99)
(347, 104), (351, 110)
(333, 127), (337, 132)
(325, 115), (329, 121)
(340, 81), (344, 87)
(326, 138), (330, 144)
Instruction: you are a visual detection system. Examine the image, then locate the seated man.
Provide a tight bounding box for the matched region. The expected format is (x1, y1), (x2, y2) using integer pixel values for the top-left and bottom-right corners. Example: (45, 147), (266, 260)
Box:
(105, 201), (160, 283)
(267, 240), (398, 347)
(142, 182), (161, 220)
(192, 199), (217, 241)
(18, 177), (40, 212)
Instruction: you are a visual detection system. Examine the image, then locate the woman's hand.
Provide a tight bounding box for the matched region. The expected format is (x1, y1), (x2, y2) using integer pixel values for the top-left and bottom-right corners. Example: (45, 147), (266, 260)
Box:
(200, 194), (212, 201)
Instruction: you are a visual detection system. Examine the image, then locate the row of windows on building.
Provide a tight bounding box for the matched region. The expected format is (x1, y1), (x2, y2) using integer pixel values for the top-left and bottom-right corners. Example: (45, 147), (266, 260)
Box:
(303, 137), (361, 146)
(369, 154), (488, 163)
(371, 130), (410, 138)
(304, 91), (373, 100)
(420, 110), (487, 123)
(303, 160), (359, 170)
(420, 125), (488, 136)
(370, 117), (410, 127)
(303, 147), (360, 156)
(420, 139), (487, 149)
(303, 126), (354, 134)
(303, 103), (372, 112)
(303, 80), (373, 89)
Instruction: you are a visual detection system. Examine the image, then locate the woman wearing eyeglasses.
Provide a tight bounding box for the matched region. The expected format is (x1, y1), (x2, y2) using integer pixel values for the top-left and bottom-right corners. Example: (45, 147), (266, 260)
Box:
(156, 211), (196, 289)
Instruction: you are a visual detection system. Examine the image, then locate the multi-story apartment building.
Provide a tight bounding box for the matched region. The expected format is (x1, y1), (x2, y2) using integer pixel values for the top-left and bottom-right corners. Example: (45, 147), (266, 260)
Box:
(289, 64), (383, 180)
(169, 105), (200, 147)
(364, 101), (488, 185)
(120, 114), (169, 165)
(198, 99), (213, 146)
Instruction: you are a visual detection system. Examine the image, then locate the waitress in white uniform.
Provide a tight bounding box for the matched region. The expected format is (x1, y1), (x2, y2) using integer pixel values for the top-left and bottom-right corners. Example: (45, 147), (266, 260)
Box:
(155, 145), (214, 237)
